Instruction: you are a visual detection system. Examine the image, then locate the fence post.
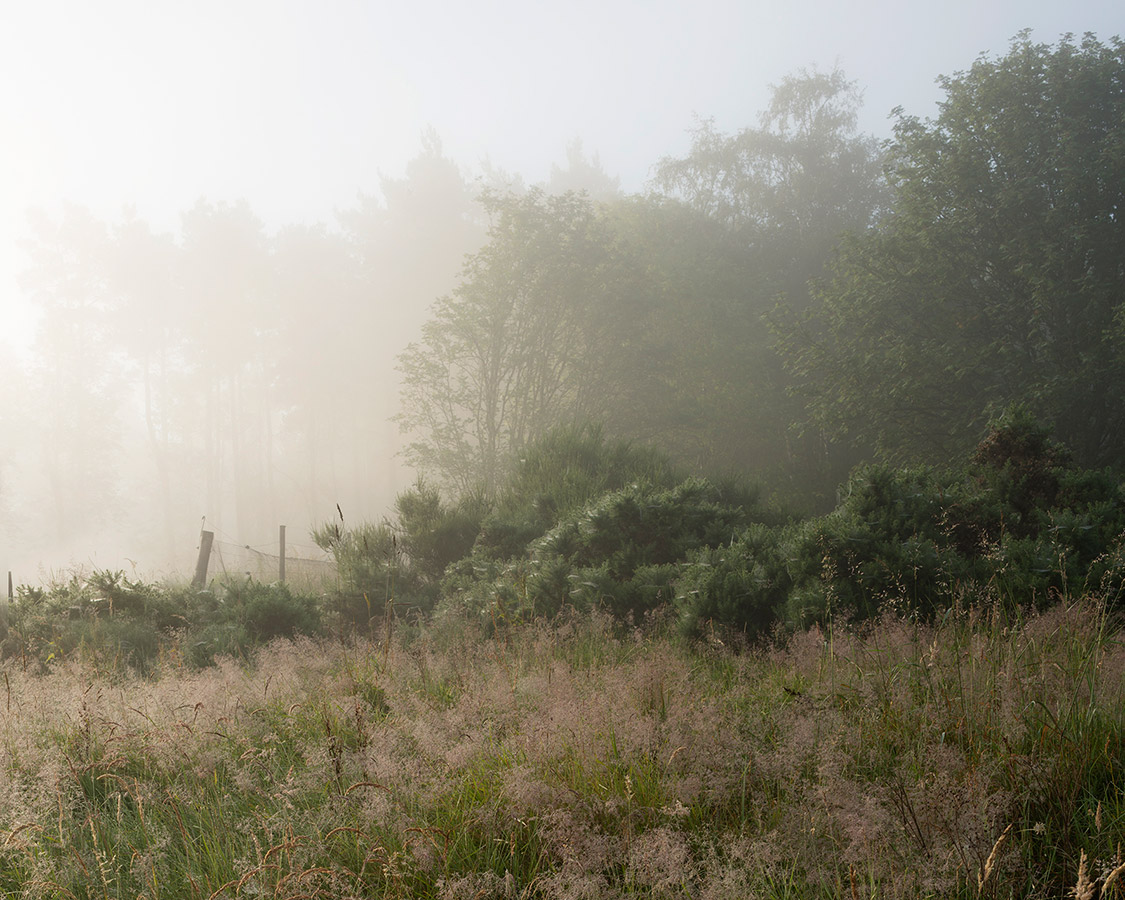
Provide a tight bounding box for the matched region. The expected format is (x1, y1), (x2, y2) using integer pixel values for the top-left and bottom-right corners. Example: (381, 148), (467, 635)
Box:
(193, 530), (214, 588)
(279, 525), (286, 584)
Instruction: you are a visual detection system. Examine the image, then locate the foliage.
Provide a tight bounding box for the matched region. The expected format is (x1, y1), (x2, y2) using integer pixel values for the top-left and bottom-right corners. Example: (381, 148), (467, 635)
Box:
(654, 65), (887, 254)
(398, 70), (890, 506)
(676, 410), (1125, 639)
(474, 422), (686, 560)
(651, 67), (889, 503)
(219, 578), (321, 642)
(312, 518), (413, 629)
(676, 522), (796, 639)
(313, 483), (488, 623)
(782, 33), (1125, 469)
(396, 189), (635, 498)
(441, 476), (770, 625)
(0, 569), (322, 672)
(393, 480), (488, 585)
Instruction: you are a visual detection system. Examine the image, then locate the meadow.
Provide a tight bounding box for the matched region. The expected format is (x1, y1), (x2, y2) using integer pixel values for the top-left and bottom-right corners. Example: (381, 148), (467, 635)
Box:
(0, 588), (1119, 899)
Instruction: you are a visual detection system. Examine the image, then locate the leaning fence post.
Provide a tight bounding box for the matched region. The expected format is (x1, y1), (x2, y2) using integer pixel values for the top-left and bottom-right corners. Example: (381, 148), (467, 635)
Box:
(279, 525), (286, 584)
(193, 530), (214, 588)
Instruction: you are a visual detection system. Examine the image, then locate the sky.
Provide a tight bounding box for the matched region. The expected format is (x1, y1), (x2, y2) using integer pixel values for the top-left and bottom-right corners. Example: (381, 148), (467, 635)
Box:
(1, 0), (1122, 346)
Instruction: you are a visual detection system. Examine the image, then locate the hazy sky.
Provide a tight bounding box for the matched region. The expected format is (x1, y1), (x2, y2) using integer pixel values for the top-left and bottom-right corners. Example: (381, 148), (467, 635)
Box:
(1, 0), (1121, 346)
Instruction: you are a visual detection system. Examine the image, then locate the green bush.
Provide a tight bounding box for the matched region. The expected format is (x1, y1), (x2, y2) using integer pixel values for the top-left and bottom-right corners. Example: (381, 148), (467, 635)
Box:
(186, 621), (252, 668)
(0, 569), (324, 673)
(314, 485), (486, 618)
(218, 579), (321, 642)
(475, 422), (687, 560)
(441, 477), (763, 624)
(676, 410), (1125, 639)
(393, 480), (487, 584)
(676, 523), (793, 639)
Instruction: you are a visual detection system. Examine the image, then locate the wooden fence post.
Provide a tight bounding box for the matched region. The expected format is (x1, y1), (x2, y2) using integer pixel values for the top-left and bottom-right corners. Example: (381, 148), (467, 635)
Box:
(193, 530), (214, 588)
(279, 525), (286, 584)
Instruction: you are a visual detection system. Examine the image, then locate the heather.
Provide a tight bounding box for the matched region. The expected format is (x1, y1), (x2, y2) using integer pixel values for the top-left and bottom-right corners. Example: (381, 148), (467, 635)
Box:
(0, 595), (1118, 898)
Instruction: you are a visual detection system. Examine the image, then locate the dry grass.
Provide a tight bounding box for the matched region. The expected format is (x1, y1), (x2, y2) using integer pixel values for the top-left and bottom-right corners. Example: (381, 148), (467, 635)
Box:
(0, 599), (1119, 897)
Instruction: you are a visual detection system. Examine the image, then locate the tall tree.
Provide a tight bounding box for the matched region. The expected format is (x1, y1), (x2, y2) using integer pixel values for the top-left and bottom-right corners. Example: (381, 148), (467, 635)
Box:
(18, 205), (124, 544)
(655, 66), (887, 303)
(178, 199), (276, 537)
(545, 139), (622, 201)
(782, 33), (1125, 468)
(652, 68), (887, 502)
(270, 223), (368, 521)
(105, 213), (185, 558)
(397, 189), (628, 497)
(339, 132), (486, 510)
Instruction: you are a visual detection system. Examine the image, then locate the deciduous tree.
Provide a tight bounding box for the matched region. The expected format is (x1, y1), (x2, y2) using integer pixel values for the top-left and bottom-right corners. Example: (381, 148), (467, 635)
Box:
(397, 189), (629, 497)
(783, 33), (1125, 467)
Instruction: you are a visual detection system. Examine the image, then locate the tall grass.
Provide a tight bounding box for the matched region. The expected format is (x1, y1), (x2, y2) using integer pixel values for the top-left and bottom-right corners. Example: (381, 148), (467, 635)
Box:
(0, 596), (1119, 898)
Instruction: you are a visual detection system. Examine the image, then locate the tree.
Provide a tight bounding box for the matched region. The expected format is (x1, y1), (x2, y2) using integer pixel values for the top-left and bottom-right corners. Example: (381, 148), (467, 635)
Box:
(545, 138), (622, 201)
(396, 189), (630, 497)
(782, 34), (1125, 468)
(178, 199), (277, 537)
(654, 66), (887, 304)
(104, 213), (185, 559)
(17, 206), (124, 544)
(338, 132), (487, 511)
(652, 68), (887, 503)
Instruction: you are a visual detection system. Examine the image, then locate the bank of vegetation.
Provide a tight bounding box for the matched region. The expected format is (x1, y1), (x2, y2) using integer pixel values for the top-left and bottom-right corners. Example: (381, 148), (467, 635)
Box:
(0, 406), (1121, 898)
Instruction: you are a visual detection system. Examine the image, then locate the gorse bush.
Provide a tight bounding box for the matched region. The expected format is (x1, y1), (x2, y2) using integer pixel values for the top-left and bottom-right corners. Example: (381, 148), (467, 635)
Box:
(676, 409), (1125, 639)
(0, 569), (323, 673)
(313, 482), (486, 622)
(393, 480), (487, 586)
(13, 413), (1120, 675)
(441, 477), (771, 625)
(474, 422), (688, 560)
(312, 519), (403, 605)
(308, 407), (1125, 644)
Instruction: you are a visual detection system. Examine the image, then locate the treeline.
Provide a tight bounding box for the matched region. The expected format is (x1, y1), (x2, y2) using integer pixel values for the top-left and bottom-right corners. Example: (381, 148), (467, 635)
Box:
(4, 33), (1123, 581)
(397, 34), (1125, 515)
(10, 407), (1121, 673)
(320, 33), (1125, 638)
(4, 132), (490, 568)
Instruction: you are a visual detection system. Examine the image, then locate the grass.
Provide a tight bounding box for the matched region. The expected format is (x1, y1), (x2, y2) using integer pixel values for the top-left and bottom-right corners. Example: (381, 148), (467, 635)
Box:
(0, 596), (1119, 898)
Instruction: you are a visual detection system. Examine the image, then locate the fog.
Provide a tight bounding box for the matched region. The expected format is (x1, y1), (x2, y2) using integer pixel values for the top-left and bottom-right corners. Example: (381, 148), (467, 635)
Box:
(0, 0), (1120, 581)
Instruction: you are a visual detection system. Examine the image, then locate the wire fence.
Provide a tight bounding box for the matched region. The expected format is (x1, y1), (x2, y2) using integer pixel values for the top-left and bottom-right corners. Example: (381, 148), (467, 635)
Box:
(210, 538), (338, 593)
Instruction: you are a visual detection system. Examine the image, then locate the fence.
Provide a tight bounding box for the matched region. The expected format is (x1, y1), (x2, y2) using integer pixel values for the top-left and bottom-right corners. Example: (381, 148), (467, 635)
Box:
(196, 526), (338, 593)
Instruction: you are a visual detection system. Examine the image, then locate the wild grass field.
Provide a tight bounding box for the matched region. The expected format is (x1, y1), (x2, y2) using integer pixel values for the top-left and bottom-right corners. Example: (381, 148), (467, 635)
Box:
(0, 591), (1119, 899)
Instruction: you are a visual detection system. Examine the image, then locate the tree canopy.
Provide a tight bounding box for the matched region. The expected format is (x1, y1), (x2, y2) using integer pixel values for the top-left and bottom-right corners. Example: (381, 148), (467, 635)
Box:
(781, 33), (1125, 468)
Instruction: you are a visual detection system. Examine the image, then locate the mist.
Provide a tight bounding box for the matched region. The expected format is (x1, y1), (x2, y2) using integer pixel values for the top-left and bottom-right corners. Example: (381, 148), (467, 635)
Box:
(1, 1), (1121, 583)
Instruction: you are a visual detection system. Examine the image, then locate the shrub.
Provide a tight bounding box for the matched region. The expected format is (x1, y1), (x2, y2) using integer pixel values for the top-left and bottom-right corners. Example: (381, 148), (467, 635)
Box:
(441, 477), (762, 624)
(475, 422), (686, 560)
(393, 480), (487, 585)
(218, 579), (322, 642)
(679, 411), (1125, 638)
(676, 522), (793, 640)
(0, 569), (324, 672)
